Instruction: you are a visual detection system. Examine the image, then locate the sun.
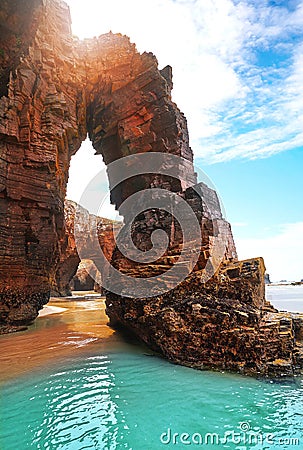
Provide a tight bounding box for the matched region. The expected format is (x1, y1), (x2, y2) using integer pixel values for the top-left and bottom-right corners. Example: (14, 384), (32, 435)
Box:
(64, 0), (137, 40)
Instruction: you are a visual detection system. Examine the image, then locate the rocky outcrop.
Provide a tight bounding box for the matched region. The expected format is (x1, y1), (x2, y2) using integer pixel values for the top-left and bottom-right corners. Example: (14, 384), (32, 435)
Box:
(0, 0), (195, 328)
(70, 259), (101, 293)
(106, 259), (303, 377)
(51, 200), (119, 296)
(265, 273), (271, 284)
(0, 0), (86, 328)
(107, 181), (237, 298)
(0, 0), (178, 324)
(0, 0), (302, 377)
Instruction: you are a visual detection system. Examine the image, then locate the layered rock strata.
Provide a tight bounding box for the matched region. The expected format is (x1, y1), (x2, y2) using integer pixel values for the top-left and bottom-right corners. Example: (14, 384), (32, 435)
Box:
(0, 0), (193, 327)
(107, 258), (303, 377)
(0, 0), (302, 377)
(51, 200), (118, 296)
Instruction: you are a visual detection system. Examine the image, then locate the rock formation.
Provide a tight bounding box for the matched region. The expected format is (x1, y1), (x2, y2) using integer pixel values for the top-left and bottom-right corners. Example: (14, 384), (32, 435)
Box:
(0, 0), (302, 376)
(265, 273), (271, 284)
(0, 0), (193, 314)
(51, 200), (118, 296)
(107, 258), (303, 377)
(70, 259), (101, 293)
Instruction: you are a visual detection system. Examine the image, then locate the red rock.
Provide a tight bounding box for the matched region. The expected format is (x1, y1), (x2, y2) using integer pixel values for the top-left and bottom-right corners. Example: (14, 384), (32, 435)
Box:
(70, 259), (101, 293)
(0, 0), (302, 377)
(51, 200), (119, 296)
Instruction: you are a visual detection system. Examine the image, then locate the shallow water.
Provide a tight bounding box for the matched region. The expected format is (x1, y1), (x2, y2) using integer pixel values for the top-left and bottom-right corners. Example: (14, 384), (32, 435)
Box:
(0, 293), (303, 449)
(0, 299), (118, 383)
(266, 285), (303, 312)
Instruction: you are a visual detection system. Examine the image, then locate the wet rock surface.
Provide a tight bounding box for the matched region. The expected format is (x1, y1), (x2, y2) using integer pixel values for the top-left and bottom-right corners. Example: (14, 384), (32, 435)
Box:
(107, 259), (303, 377)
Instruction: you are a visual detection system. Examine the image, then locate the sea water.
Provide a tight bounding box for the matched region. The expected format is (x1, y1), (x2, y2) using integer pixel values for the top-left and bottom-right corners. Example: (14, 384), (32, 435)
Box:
(0, 287), (303, 450)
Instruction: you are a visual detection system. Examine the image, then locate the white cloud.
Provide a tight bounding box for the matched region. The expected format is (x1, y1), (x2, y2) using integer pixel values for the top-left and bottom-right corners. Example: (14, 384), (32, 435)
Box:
(284, 43), (303, 112)
(193, 40), (303, 162)
(65, 0), (303, 164)
(235, 222), (303, 282)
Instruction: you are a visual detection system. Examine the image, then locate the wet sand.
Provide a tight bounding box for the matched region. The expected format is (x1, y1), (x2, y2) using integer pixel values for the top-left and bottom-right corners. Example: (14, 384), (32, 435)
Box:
(2, 286), (302, 385)
(0, 297), (120, 384)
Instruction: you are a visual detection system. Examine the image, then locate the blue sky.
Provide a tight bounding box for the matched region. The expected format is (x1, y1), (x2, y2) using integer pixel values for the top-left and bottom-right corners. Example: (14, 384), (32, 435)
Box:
(65, 0), (303, 281)
(203, 149), (303, 239)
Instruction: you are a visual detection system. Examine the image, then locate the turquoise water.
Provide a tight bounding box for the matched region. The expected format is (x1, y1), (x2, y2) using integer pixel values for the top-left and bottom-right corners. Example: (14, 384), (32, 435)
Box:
(1, 345), (303, 449)
(1, 291), (303, 450)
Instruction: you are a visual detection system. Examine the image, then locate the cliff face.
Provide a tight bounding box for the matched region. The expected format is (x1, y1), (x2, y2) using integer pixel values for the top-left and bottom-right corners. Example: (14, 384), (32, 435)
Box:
(0, 0), (195, 326)
(0, 0), (86, 329)
(0, 0), (302, 376)
(0, 0), (41, 98)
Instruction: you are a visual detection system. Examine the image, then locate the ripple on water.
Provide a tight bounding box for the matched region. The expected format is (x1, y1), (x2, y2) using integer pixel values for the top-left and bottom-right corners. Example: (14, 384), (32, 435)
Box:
(1, 296), (303, 449)
(1, 350), (303, 450)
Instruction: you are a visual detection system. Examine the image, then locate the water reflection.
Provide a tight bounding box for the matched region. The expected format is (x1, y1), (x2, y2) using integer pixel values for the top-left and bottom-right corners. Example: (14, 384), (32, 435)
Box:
(0, 298), (117, 383)
(29, 356), (123, 449)
(1, 293), (303, 449)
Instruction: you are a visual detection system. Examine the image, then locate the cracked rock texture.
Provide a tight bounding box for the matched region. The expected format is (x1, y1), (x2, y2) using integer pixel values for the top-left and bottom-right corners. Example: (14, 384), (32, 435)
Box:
(0, 0), (302, 377)
(107, 258), (303, 377)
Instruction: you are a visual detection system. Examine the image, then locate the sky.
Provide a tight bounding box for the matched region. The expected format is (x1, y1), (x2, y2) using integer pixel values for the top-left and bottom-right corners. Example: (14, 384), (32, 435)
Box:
(65, 0), (303, 282)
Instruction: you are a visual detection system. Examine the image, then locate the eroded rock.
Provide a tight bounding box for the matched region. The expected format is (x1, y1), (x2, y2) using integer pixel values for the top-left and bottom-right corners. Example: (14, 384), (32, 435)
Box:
(0, 0), (302, 377)
(51, 200), (118, 296)
(106, 259), (303, 377)
(71, 259), (101, 293)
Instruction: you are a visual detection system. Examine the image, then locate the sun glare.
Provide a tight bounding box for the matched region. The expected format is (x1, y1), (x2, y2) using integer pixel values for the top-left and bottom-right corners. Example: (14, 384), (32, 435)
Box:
(65, 0), (111, 39)
(64, 0), (192, 69)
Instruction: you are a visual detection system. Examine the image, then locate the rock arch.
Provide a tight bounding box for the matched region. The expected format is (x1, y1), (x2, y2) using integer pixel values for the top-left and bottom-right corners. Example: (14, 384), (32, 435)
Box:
(1, 0), (303, 376)
(51, 200), (119, 297)
(0, 0), (205, 323)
